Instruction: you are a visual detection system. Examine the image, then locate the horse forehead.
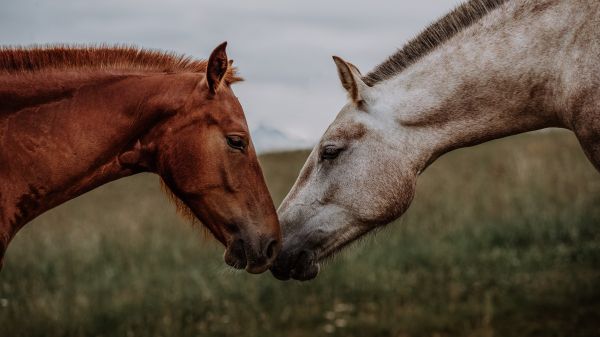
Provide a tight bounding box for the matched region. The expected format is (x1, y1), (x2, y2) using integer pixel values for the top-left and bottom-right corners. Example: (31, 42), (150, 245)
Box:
(325, 103), (390, 142)
(325, 121), (368, 142)
(189, 89), (247, 129)
(219, 89), (246, 118)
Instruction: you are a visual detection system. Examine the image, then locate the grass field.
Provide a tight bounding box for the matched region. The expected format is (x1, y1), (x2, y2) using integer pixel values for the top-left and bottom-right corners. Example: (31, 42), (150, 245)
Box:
(1, 130), (599, 337)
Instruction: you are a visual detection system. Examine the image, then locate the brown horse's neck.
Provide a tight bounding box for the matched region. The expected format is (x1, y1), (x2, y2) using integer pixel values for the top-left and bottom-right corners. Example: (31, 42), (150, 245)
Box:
(0, 70), (196, 254)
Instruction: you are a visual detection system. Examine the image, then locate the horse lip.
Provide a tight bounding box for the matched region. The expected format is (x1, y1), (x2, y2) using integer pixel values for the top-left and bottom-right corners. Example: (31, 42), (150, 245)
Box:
(223, 238), (247, 270)
(290, 261), (320, 281)
(270, 248), (320, 281)
(245, 262), (270, 274)
(270, 268), (291, 280)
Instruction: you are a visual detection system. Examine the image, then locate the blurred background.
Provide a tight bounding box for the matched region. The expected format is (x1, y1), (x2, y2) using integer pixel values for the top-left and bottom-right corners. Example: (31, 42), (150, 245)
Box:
(0, 0), (463, 147)
(1, 1), (600, 336)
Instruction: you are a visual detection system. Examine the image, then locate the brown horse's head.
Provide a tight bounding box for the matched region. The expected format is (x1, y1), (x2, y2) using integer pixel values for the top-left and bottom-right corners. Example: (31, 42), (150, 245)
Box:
(142, 43), (280, 273)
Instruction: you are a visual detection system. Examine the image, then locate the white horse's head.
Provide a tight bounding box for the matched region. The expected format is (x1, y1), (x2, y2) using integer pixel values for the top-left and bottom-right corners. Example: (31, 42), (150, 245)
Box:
(271, 57), (426, 280)
(270, 0), (573, 281)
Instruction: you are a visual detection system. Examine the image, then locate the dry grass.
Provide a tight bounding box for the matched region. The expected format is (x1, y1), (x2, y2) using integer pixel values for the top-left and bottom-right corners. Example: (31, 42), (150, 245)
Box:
(1, 129), (599, 337)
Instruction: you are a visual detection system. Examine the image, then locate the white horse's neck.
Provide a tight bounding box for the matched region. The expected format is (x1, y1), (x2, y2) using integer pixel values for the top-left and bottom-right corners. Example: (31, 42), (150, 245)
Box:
(372, 0), (574, 171)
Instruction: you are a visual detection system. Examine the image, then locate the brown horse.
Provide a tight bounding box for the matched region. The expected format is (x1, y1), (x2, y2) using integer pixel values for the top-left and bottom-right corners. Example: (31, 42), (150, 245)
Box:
(0, 43), (281, 274)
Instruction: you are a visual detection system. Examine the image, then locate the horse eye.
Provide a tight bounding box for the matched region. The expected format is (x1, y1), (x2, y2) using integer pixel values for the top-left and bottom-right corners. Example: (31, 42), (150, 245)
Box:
(321, 146), (343, 160)
(226, 135), (246, 150)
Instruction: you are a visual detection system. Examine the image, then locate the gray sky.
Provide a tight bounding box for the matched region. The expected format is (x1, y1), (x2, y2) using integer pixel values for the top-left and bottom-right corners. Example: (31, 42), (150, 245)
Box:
(0, 0), (459, 141)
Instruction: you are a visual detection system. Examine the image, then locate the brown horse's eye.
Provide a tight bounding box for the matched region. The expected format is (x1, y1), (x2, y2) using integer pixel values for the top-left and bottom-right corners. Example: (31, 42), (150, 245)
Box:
(321, 145), (343, 160)
(226, 135), (246, 151)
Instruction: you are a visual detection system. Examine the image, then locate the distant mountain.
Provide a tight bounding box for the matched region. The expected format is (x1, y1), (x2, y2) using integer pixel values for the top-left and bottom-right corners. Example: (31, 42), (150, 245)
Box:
(251, 124), (313, 154)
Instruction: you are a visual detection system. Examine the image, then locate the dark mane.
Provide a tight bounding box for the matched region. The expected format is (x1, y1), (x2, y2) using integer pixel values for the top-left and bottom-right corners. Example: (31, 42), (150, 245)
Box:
(0, 44), (241, 82)
(363, 0), (509, 86)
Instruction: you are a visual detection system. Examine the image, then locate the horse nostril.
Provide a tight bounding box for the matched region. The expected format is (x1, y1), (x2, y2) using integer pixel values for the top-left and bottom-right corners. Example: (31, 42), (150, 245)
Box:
(264, 239), (279, 260)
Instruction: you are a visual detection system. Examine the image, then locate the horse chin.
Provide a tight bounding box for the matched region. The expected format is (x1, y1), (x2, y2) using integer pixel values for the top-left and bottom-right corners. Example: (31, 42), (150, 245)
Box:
(271, 262), (320, 281)
(270, 247), (321, 281)
(291, 261), (320, 281)
(283, 225), (369, 280)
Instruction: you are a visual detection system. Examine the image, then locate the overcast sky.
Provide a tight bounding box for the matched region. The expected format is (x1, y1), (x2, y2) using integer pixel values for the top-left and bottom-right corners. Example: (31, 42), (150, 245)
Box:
(0, 0), (459, 141)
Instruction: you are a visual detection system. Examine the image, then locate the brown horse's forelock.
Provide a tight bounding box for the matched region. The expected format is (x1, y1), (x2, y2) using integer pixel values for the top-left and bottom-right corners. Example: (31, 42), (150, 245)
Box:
(363, 0), (509, 86)
(0, 44), (242, 83)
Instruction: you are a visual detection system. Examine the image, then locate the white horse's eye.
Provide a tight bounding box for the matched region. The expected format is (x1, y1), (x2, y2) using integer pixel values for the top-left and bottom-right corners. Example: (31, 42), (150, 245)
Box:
(321, 145), (343, 160)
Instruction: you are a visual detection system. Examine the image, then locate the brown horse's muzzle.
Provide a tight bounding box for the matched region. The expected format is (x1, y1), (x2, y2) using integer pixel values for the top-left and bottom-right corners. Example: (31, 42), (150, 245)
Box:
(223, 233), (280, 274)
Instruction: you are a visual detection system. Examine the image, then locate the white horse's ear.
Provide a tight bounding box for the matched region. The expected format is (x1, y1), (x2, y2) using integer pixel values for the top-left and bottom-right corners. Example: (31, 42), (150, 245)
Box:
(332, 56), (368, 104)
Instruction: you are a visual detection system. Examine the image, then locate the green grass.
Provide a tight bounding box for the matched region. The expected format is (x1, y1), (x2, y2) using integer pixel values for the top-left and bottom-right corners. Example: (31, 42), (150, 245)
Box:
(1, 130), (599, 337)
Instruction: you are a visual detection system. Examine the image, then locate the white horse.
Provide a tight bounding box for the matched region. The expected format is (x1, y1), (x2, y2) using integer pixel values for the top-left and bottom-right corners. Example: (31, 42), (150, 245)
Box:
(271, 0), (600, 280)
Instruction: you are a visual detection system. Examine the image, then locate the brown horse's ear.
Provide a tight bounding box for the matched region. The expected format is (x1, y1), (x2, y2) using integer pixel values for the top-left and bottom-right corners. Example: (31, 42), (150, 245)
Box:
(332, 56), (368, 104)
(206, 42), (229, 95)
